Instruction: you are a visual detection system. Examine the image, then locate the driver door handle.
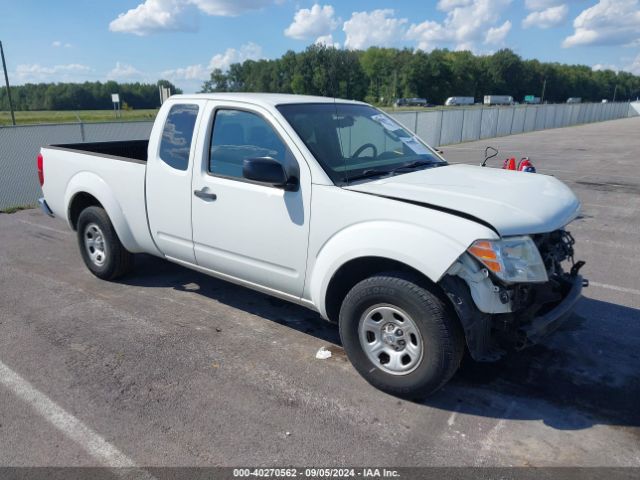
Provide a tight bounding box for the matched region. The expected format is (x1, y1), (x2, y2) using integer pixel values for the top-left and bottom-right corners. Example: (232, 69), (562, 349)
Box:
(194, 189), (217, 201)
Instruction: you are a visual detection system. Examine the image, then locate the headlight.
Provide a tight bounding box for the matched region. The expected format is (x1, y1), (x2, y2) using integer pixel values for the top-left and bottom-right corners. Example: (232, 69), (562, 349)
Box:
(467, 236), (548, 283)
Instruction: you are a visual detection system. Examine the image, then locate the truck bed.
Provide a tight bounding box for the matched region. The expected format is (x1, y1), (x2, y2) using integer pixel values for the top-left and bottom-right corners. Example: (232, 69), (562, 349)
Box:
(50, 140), (149, 163)
(41, 139), (156, 255)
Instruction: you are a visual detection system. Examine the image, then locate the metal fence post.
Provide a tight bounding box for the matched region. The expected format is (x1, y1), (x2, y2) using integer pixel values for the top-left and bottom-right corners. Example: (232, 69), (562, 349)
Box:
(492, 108), (498, 138)
(414, 111), (418, 134)
(74, 113), (85, 142)
(437, 109), (444, 146)
(509, 107), (515, 134)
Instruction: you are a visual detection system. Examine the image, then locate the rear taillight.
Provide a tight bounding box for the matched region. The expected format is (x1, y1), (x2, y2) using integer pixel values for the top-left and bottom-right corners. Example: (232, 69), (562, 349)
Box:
(37, 153), (44, 186)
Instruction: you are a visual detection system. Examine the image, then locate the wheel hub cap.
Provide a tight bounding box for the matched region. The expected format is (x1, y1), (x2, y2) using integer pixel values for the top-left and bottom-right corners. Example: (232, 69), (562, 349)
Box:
(358, 305), (424, 375)
(84, 223), (107, 267)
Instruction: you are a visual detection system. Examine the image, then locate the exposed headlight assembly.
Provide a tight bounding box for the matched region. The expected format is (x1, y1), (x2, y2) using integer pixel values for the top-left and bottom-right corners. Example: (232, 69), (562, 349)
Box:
(467, 236), (548, 283)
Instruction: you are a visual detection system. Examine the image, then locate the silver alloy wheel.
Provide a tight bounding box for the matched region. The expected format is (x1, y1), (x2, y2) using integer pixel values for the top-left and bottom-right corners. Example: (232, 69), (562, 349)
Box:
(83, 223), (107, 267)
(358, 304), (424, 375)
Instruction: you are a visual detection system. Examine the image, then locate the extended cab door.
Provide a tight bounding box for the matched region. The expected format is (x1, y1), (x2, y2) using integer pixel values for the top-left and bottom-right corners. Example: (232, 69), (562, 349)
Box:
(190, 101), (311, 297)
(146, 100), (206, 262)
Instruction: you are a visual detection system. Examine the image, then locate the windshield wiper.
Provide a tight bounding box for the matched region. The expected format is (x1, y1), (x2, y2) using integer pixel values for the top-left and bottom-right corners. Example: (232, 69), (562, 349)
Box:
(390, 160), (441, 174)
(344, 160), (443, 184)
(344, 168), (392, 183)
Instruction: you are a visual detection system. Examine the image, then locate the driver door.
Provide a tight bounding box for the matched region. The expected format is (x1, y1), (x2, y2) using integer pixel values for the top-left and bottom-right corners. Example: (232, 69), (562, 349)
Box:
(190, 102), (311, 298)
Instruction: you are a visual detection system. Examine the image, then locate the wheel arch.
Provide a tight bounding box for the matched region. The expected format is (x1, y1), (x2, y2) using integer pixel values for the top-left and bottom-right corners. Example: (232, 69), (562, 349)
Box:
(323, 256), (449, 324)
(308, 220), (475, 321)
(68, 192), (103, 230)
(64, 172), (140, 252)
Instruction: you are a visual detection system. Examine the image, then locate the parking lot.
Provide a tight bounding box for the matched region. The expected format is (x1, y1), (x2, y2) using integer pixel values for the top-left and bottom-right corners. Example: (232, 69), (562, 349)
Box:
(0, 117), (639, 469)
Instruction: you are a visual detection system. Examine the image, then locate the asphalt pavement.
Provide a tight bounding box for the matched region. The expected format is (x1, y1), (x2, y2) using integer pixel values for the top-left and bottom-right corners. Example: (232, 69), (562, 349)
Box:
(0, 117), (638, 471)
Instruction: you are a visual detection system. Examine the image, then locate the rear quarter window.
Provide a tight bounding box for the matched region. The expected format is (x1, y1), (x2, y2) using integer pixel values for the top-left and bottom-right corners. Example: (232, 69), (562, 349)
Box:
(159, 104), (199, 171)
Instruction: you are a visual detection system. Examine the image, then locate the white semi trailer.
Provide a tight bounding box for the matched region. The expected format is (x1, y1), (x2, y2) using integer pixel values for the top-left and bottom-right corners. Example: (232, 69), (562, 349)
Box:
(445, 97), (475, 106)
(484, 95), (514, 106)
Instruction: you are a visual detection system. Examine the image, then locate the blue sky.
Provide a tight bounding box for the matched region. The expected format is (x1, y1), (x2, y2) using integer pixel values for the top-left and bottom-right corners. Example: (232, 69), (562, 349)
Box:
(1, 0), (638, 92)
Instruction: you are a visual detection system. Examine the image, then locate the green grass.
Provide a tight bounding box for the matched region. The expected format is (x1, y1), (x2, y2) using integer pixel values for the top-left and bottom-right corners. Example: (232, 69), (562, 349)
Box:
(0, 109), (159, 126)
(0, 204), (36, 214)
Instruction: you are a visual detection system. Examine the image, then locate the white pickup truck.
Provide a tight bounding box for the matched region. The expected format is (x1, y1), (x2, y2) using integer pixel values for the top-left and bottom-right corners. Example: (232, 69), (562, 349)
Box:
(38, 93), (586, 397)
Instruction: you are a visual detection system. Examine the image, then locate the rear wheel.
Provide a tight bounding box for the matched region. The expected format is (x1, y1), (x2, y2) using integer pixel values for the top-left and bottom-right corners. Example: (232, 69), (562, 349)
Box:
(76, 206), (133, 280)
(339, 272), (464, 398)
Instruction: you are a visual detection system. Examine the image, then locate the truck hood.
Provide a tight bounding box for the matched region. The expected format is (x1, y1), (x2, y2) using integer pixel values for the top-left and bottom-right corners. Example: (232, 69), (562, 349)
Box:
(344, 164), (581, 236)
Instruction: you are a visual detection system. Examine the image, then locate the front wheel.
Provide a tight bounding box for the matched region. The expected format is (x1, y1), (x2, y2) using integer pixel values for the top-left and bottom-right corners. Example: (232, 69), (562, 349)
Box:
(339, 272), (464, 398)
(76, 206), (134, 280)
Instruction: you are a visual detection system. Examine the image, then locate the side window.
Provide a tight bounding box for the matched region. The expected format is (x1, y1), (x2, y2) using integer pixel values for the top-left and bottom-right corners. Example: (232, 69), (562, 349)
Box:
(209, 109), (289, 179)
(159, 104), (199, 171)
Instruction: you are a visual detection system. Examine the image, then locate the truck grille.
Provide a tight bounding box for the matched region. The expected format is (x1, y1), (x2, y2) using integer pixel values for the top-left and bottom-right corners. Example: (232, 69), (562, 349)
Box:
(532, 229), (575, 279)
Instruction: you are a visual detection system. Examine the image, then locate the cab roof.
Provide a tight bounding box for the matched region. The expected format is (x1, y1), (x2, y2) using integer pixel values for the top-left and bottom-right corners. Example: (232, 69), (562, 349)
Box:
(168, 92), (367, 109)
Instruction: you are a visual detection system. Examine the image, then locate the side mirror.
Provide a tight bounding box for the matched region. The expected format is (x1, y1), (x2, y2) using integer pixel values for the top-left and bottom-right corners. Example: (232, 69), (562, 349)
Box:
(242, 157), (299, 191)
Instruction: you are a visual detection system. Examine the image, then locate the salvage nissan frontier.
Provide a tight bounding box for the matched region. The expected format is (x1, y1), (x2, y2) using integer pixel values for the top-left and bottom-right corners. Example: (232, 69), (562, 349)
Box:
(37, 93), (586, 397)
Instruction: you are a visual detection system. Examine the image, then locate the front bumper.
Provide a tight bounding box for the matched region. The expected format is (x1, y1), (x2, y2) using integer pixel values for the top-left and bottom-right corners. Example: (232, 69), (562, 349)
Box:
(517, 274), (585, 348)
(440, 272), (587, 361)
(38, 197), (55, 217)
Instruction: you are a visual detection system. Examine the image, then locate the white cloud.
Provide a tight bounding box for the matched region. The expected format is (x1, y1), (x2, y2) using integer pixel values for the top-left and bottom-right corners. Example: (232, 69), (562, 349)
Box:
(343, 9), (408, 50)
(107, 62), (145, 80)
(485, 20), (512, 44)
(284, 4), (338, 40)
(110, 0), (277, 35)
(625, 53), (640, 74)
(437, 0), (473, 10)
(404, 21), (445, 51)
(162, 64), (209, 80)
(14, 64), (93, 83)
(524, 0), (563, 9)
(189, 0), (276, 16)
(315, 34), (340, 48)
(406, 0), (512, 52)
(51, 41), (72, 48)
(592, 63), (618, 71)
(563, 0), (640, 47)
(208, 42), (263, 70)
(522, 4), (568, 28)
(162, 42), (263, 82)
(109, 0), (194, 35)
(161, 42), (262, 92)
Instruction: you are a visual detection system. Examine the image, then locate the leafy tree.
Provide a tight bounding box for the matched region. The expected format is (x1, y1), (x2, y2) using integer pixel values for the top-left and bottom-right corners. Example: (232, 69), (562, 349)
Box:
(195, 46), (640, 105)
(0, 80), (182, 111)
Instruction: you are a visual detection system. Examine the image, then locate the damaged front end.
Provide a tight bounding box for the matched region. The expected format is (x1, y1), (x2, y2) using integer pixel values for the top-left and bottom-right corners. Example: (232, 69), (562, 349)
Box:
(439, 230), (587, 361)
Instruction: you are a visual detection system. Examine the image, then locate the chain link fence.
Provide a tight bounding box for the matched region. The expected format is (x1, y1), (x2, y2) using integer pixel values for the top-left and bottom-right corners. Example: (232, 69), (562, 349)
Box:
(0, 102), (634, 210)
(0, 121), (152, 210)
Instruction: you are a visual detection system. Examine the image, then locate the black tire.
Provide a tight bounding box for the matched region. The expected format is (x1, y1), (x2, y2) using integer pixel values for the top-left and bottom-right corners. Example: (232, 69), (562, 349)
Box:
(76, 206), (134, 280)
(339, 272), (464, 399)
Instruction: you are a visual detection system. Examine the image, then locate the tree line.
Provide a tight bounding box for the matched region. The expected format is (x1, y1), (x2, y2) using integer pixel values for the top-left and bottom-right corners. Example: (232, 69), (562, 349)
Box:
(0, 80), (181, 111)
(202, 45), (640, 106)
(2, 46), (638, 111)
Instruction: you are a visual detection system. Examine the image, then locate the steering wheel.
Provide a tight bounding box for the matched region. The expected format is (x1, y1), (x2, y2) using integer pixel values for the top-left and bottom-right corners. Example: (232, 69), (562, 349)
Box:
(352, 143), (378, 159)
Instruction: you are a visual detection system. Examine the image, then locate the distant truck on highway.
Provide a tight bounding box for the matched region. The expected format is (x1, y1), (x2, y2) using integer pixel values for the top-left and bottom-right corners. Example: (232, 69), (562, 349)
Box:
(445, 96), (475, 106)
(37, 93), (586, 398)
(524, 95), (541, 104)
(566, 97), (582, 104)
(394, 97), (428, 107)
(484, 95), (514, 106)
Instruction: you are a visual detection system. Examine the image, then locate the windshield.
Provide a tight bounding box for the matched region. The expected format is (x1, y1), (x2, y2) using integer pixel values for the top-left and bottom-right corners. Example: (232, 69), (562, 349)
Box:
(276, 103), (446, 185)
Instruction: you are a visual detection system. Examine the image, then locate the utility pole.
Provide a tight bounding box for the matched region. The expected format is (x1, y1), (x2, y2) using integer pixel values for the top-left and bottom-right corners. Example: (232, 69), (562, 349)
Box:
(612, 85), (618, 102)
(0, 41), (16, 126)
(540, 78), (547, 104)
